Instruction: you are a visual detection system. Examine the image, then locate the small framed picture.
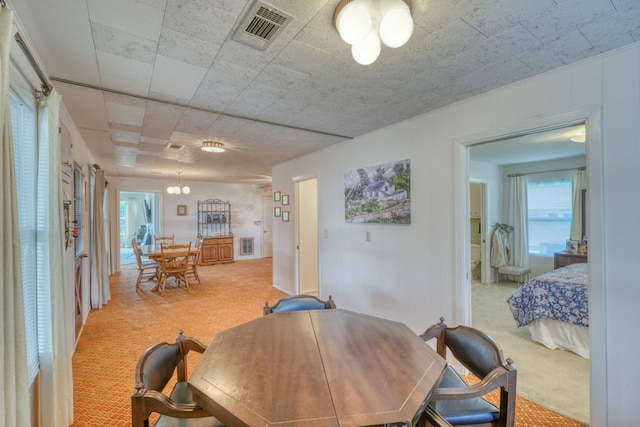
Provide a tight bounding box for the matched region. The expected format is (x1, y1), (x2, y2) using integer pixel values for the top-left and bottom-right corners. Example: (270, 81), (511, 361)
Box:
(282, 211), (289, 222)
(177, 205), (187, 216)
(282, 194), (289, 205)
(274, 191), (281, 202)
(274, 206), (281, 217)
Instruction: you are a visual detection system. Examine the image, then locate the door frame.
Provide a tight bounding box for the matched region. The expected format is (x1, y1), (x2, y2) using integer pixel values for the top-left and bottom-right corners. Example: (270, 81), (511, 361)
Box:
(454, 107), (605, 426)
(293, 175), (319, 296)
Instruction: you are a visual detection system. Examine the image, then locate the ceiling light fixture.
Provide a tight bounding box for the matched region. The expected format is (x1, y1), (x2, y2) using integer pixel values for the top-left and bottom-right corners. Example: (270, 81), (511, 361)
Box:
(201, 141), (226, 153)
(334, 0), (413, 65)
(166, 171), (190, 195)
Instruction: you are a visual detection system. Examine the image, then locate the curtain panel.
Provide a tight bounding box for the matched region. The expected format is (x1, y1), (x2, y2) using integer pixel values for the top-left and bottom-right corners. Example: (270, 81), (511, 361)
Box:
(0, 6), (32, 426)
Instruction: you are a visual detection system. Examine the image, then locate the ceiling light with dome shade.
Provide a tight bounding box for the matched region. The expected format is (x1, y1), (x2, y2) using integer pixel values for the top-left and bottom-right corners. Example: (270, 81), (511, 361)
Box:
(334, 0), (413, 65)
(166, 171), (190, 195)
(201, 141), (226, 153)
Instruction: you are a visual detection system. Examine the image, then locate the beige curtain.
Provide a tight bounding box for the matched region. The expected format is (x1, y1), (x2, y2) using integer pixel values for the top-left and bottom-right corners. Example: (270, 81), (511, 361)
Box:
(0, 7), (32, 426)
(507, 174), (529, 268)
(570, 168), (587, 241)
(90, 168), (110, 308)
(108, 184), (119, 274)
(37, 89), (74, 426)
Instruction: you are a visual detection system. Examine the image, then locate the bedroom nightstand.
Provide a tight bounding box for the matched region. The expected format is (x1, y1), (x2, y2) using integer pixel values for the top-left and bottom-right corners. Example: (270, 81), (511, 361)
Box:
(554, 251), (588, 269)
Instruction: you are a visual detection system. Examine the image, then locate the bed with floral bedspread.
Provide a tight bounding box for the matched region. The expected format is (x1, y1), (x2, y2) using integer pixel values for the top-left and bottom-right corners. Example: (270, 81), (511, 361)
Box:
(506, 262), (589, 358)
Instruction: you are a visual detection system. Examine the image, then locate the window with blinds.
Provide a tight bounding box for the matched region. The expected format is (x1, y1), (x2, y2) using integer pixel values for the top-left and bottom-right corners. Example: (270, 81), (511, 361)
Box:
(10, 85), (39, 382)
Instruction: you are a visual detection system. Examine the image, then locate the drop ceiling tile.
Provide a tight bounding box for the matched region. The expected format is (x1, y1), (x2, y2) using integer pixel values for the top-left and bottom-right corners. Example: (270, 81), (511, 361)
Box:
(56, 82), (109, 131)
(254, 65), (309, 91)
(524, 0), (616, 43)
(105, 102), (146, 127)
(163, 0), (236, 43)
(88, 0), (164, 41)
(158, 28), (221, 68)
(110, 130), (141, 144)
(139, 142), (167, 153)
(96, 51), (154, 97)
(92, 22), (157, 63)
(141, 100), (185, 139)
(174, 109), (219, 135)
(273, 40), (335, 75)
(580, 14), (637, 53)
(462, 0), (555, 37)
(149, 55), (208, 100)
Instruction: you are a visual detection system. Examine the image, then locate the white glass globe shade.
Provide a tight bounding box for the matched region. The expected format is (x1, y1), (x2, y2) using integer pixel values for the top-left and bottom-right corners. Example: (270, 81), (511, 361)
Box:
(336, 0), (372, 45)
(167, 186), (175, 194)
(173, 186), (181, 194)
(182, 186), (191, 194)
(351, 31), (381, 65)
(379, 0), (414, 48)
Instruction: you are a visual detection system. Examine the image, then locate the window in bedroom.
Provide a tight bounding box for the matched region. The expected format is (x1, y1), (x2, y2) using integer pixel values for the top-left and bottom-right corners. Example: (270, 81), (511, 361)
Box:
(527, 179), (572, 256)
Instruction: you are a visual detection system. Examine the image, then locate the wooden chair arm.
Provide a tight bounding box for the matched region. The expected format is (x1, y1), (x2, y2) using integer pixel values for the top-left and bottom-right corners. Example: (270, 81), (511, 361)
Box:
(136, 389), (212, 419)
(432, 367), (509, 401)
(180, 336), (207, 354)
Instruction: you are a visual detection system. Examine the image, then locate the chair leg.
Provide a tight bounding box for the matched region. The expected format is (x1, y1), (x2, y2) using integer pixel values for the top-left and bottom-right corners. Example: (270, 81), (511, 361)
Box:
(136, 270), (143, 291)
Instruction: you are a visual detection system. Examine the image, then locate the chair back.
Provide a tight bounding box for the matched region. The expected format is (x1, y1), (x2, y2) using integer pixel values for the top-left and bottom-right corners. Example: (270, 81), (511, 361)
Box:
(160, 243), (191, 270)
(419, 318), (517, 427)
(132, 331), (222, 427)
(154, 235), (174, 246)
(132, 238), (145, 268)
(264, 294), (336, 315)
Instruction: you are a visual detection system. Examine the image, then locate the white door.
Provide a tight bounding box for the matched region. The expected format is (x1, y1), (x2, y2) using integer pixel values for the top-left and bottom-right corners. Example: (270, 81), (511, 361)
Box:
(296, 178), (318, 296)
(262, 194), (273, 257)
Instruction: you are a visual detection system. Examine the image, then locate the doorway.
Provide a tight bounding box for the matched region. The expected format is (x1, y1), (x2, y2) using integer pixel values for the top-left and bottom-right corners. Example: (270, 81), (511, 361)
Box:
(119, 191), (159, 265)
(458, 110), (601, 425)
(295, 178), (318, 296)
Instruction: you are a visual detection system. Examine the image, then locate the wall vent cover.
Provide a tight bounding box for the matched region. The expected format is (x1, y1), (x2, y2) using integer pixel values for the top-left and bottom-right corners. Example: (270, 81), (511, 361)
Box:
(232, 1), (293, 51)
(239, 237), (254, 256)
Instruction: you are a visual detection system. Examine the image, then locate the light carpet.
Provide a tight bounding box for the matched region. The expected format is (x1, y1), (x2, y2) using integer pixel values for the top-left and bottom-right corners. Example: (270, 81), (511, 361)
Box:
(472, 282), (590, 425)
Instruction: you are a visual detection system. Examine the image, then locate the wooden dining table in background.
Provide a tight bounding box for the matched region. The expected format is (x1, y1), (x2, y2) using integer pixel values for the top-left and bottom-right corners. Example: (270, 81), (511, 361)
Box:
(188, 309), (447, 427)
(139, 244), (201, 291)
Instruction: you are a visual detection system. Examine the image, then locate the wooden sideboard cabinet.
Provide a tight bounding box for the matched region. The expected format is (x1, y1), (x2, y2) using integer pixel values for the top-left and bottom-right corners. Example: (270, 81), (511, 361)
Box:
(200, 237), (234, 265)
(554, 251), (587, 269)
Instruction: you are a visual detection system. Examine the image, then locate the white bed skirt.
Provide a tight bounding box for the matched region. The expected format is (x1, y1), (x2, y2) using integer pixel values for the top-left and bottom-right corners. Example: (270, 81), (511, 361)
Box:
(528, 318), (590, 359)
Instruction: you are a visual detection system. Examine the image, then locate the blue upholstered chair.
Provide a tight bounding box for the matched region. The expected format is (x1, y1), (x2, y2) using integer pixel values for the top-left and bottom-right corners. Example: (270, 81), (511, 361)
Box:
(263, 294), (336, 315)
(419, 318), (517, 427)
(131, 330), (224, 427)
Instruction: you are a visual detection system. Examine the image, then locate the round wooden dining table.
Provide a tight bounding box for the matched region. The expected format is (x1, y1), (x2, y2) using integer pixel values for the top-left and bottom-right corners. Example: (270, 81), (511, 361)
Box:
(188, 309), (447, 427)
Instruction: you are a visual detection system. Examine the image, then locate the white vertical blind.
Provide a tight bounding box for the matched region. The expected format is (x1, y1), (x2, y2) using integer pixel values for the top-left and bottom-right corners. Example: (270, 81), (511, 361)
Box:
(9, 86), (39, 382)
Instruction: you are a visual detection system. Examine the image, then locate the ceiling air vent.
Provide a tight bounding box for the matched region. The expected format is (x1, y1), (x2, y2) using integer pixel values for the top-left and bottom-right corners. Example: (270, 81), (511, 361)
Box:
(166, 143), (184, 150)
(232, 1), (293, 51)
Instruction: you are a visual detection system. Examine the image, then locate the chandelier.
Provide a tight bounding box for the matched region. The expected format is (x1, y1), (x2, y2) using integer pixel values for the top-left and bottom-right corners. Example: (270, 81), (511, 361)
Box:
(334, 0), (414, 65)
(166, 171), (190, 195)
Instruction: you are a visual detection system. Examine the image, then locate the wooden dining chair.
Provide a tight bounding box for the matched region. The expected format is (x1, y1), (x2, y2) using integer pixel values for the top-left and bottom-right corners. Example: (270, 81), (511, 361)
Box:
(157, 243), (191, 295)
(263, 294), (336, 315)
(154, 234), (174, 246)
(419, 318), (517, 427)
(131, 330), (224, 427)
(186, 236), (202, 284)
(132, 238), (158, 291)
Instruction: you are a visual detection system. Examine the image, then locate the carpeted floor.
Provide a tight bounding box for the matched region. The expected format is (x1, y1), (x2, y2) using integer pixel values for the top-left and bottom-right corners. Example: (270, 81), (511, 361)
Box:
(472, 282), (590, 426)
(71, 259), (585, 426)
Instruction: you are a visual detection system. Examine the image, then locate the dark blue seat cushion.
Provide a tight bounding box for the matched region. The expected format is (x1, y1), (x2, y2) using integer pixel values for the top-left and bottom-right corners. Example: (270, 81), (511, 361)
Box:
(271, 296), (328, 312)
(428, 365), (499, 425)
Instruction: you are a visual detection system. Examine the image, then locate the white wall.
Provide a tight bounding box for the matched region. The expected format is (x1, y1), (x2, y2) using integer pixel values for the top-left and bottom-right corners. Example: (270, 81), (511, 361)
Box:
(107, 176), (267, 266)
(272, 42), (640, 425)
